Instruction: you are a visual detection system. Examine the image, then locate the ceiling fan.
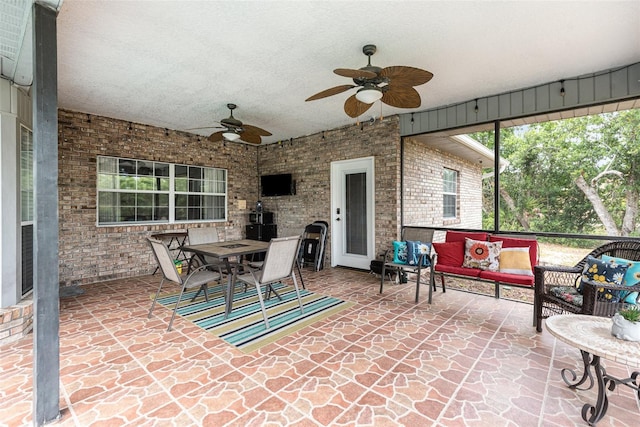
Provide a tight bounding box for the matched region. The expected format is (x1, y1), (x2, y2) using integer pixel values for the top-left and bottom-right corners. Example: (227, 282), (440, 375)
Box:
(305, 44), (434, 118)
(189, 103), (272, 144)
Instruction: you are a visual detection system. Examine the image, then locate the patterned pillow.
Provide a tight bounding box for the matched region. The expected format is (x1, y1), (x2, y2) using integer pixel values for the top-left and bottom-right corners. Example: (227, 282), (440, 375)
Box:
(393, 240), (408, 264)
(550, 286), (584, 307)
(406, 240), (431, 267)
(499, 246), (533, 276)
(601, 255), (640, 304)
(579, 255), (628, 302)
(462, 238), (502, 271)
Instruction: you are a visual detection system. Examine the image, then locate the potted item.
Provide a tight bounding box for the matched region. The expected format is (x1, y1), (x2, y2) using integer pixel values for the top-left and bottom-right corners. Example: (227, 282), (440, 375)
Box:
(174, 259), (183, 275)
(611, 306), (640, 342)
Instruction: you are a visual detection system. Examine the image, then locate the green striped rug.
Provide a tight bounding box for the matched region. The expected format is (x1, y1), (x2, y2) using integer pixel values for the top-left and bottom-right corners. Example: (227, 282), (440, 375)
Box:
(155, 283), (353, 353)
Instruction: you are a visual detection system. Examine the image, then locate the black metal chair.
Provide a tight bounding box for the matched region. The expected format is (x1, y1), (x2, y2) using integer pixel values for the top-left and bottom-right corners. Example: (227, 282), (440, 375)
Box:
(379, 226), (440, 303)
(534, 240), (640, 332)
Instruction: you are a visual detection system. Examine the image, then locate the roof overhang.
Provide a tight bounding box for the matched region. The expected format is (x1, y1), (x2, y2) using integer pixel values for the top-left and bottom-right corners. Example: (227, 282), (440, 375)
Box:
(407, 132), (509, 171)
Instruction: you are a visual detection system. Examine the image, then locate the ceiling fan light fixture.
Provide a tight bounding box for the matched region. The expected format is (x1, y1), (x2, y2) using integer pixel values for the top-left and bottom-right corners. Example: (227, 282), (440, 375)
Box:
(355, 86), (383, 104)
(222, 131), (241, 141)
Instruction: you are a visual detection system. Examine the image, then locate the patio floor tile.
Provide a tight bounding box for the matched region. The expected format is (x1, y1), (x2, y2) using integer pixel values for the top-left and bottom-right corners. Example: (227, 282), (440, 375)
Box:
(1, 267), (639, 426)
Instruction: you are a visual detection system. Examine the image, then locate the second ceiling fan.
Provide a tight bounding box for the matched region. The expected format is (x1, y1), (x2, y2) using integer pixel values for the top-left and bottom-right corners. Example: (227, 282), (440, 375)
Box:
(305, 44), (434, 118)
(191, 103), (271, 145)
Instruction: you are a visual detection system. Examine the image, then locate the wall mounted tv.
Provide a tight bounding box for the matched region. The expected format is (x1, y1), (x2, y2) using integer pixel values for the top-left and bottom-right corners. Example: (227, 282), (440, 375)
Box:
(260, 173), (295, 196)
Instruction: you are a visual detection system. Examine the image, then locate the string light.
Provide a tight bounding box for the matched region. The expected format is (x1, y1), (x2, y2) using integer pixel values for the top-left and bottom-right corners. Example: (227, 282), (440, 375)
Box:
(474, 99), (479, 114)
(560, 80), (565, 97)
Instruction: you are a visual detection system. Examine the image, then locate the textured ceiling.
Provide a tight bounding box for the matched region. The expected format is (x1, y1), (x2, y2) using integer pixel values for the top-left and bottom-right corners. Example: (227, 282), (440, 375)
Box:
(49, 1), (640, 144)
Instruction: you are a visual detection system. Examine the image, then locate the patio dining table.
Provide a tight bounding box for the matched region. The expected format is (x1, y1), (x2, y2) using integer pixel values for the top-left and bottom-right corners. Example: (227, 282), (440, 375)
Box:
(181, 239), (269, 317)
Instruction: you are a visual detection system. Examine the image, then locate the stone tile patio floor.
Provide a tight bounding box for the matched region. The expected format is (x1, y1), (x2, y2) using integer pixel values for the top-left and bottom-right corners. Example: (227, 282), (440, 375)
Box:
(1, 267), (639, 426)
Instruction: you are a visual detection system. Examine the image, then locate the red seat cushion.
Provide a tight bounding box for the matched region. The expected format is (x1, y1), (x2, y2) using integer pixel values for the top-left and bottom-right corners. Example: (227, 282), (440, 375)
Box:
(479, 270), (534, 286)
(445, 230), (488, 243)
(434, 264), (482, 277)
(432, 241), (465, 267)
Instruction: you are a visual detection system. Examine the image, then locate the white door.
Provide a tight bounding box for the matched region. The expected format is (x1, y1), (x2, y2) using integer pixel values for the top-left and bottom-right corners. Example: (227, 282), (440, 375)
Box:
(330, 157), (375, 269)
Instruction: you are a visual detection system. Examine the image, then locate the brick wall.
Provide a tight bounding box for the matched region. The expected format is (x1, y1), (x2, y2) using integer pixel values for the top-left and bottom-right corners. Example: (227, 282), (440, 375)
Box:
(403, 136), (484, 236)
(0, 296), (32, 347)
(57, 110), (486, 285)
(257, 116), (401, 264)
(58, 110), (260, 285)
(57, 111), (402, 285)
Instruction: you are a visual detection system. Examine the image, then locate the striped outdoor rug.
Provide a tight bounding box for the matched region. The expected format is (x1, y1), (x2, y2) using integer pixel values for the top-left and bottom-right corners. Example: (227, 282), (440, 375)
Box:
(155, 283), (353, 353)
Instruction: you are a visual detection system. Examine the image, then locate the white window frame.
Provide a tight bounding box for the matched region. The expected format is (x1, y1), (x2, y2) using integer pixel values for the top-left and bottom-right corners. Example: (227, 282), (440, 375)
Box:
(443, 168), (458, 219)
(96, 156), (227, 226)
(20, 125), (34, 225)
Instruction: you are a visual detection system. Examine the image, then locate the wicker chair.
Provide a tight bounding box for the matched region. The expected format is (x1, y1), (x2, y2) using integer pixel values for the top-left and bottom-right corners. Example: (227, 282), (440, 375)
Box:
(534, 240), (640, 332)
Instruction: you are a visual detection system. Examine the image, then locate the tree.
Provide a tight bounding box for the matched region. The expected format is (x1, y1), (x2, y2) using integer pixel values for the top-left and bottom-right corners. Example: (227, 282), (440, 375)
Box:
(475, 108), (640, 236)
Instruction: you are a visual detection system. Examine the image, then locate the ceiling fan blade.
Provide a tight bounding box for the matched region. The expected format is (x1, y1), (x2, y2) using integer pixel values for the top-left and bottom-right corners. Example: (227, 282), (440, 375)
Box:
(334, 68), (377, 79)
(239, 132), (262, 144)
(380, 66), (433, 87)
(186, 125), (223, 131)
(207, 131), (225, 142)
(381, 85), (422, 108)
(242, 124), (272, 137)
(306, 84), (356, 101)
(344, 94), (374, 118)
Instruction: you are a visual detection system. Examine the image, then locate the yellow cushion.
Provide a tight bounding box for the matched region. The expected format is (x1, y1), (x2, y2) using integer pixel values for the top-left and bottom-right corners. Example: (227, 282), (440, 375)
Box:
(499, 247), (533, 276)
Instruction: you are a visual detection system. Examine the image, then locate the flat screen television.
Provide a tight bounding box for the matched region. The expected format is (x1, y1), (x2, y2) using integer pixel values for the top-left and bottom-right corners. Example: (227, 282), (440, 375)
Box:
(260, 173), (294, 196)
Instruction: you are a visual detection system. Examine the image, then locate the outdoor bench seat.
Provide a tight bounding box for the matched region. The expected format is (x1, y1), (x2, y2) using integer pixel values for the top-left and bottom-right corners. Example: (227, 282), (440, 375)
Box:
(431, 230), (539, 325)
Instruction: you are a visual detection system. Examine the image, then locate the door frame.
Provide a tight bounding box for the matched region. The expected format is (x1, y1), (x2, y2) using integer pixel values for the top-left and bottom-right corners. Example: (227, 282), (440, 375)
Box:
(330, 156), (375, 269)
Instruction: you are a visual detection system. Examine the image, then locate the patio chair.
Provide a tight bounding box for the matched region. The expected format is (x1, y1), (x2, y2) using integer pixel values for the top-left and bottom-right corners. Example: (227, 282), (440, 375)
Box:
(534, 240), (640, 332)
(236, 236), (304, 329)
(187, 227), (226, 269)
(187, 226), (247, 291)
(379, 226), (439, 303)
(147, 237), (221, 331)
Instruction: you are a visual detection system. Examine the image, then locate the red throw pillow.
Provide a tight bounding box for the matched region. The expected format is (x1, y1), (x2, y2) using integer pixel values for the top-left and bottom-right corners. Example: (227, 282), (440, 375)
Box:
(445, 230), (488, 243)
(432, 241), (465, 267)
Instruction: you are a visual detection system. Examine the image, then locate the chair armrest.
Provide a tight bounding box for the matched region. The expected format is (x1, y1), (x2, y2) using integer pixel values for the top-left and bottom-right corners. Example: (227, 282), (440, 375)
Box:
(381, 249), (392, 263)
(580, 281), (640, 316)
(185, 263), (223, 281)
(534, 264), (583, 295)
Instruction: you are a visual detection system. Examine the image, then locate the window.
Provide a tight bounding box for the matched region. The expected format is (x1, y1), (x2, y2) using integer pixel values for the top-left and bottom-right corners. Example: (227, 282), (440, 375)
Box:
(443, 168), (458, 219)
(174, 165), (227, 221)
(20, 126), (33, 223)
(97, 156), (226, 225)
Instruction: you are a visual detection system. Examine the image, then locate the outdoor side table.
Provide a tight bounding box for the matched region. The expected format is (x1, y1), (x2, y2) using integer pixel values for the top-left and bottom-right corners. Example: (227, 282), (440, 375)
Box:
(545, 314), (640, 426)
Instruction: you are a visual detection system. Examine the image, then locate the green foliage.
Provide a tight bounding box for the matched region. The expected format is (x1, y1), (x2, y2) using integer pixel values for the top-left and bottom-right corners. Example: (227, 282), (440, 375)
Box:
(619, 306), (640, 323)
(473, 109), (640, 236)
